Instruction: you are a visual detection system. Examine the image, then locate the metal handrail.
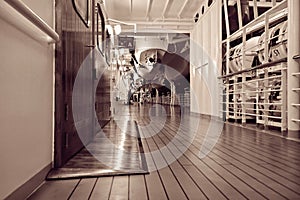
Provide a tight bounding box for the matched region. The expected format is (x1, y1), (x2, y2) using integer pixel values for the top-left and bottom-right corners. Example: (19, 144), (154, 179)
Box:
(223, 0), (287, 42)
(219, 57), (287, 79)
(4, 0), (59, 42)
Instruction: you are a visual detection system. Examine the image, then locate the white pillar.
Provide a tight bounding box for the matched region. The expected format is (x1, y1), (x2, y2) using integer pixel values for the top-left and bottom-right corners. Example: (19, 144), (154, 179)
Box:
(170, 81), (176, 106)
(156, 89), (159, 104)
(287, 0), (300, 131)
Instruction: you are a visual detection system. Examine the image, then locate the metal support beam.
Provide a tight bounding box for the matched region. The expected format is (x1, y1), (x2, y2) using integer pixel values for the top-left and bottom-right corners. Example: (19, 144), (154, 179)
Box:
(236, 0), (243, 29)
(178, 0), (188, 18)
(130, 0), (133, 13)
(146, 0), (153, 20)
(242, 28), (246, 124)
(223, 0), (231, 37)
(162, 0), (173, 18)
(281, 64), (287, 131)
(121, 20), (193, 26)
(288, 0), (300, 131)
(263, 13), (270, 129)
(249, 1), (273, 8)
(231, 0), (274, 8)
(253, 0), (258, 18)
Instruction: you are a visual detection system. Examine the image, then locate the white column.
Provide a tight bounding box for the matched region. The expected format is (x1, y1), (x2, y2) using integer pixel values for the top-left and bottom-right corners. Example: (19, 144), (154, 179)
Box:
(156, 89), (159, 104)
(288, 0), (300, 131)
(170, 81), (176, 106)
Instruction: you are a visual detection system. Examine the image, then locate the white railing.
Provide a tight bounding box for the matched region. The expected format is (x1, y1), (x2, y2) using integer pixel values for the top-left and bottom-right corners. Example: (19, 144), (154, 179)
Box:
(3, 0), (59, 42)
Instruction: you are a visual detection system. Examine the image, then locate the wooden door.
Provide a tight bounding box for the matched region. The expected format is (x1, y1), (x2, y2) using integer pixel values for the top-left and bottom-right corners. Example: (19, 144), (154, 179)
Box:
(54, 0), (95, 167)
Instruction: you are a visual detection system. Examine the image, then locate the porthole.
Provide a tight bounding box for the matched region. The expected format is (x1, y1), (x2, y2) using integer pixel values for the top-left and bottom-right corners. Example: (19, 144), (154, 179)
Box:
(208, 0), (213, 7)
(194, 13), (199, 23)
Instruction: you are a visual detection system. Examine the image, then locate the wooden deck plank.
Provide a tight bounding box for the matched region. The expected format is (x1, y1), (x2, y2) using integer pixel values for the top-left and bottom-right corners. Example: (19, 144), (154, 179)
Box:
(259, 163), (300, 183)
(89, 177), (113, 200)
(209, 143), (300, 193)
(222, 130), (299, 169)
(129, 175), (148, 200)
(157, 121), (246, 199)
(175, 120), (300, 188)
(168, 161), (208, 199)
(185, 132), (300, 198)
(209, 154), (294, 195)
(161, 116), (300, 199)
(140, 123), (169, 200)
(27, 179), (79, 200)
(153, 126), (208, 199)
(223, 124), (300, 153)
(180, 164), (227, 200)
(27, 105), (300, 200)
(201, 157), (266, 200)
(69, 178), (96, 200)
(191, 131), (300, 183)
(220, 136), (300, 173)
(160, 127), (256, 200)
(154, 128), (217, 200)
(109, 176), (129, 200)
(144, 171), (168, 200)
(212, 148), (300, 199)
(142, 121), (187, 200)
(223, 164), (286, 200)
(221, 132), (300, 163)
(157, 167), (188, 200)
(185, 156), (247, 199)
(219, 134), (300, 171)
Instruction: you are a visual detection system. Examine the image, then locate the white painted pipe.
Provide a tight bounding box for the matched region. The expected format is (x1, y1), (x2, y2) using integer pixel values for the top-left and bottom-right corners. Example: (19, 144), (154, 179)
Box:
(288, 0), (300, 131)
(4, 0), (59, 42)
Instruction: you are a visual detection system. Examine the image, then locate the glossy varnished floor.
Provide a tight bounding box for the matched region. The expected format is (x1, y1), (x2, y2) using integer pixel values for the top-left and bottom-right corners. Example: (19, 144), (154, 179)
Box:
(29, 104), (300, 199)
(47, 120), (148, 179)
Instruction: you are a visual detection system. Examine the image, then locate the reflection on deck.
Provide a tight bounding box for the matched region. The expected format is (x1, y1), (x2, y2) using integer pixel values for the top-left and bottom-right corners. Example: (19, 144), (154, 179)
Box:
(33, 103), (300, 199)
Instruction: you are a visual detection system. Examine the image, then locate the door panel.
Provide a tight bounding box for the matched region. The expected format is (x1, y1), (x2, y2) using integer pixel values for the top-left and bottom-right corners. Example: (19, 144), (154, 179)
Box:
(55, 0), (112, 168)
(96, 70), (112, 128)
(54, 0), (94, 167)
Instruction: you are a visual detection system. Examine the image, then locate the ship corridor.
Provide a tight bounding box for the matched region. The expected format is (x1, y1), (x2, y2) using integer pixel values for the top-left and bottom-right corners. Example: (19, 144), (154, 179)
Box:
(1, 0), (300, 199)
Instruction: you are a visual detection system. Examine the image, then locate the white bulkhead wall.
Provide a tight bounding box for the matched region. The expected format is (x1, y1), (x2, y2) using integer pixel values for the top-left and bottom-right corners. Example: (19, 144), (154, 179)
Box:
(190, 0), (223, 116)
(0, 0), (54, 198)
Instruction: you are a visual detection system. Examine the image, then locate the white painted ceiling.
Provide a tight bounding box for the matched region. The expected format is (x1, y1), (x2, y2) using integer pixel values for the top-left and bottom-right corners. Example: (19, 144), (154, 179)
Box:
(101, 0), (207, 32)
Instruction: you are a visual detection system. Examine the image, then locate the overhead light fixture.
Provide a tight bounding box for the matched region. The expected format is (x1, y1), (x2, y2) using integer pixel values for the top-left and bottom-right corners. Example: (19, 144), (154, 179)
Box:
(106, 24), (121, 36)
(108, 18), (136, 33)
(106, 25), (113, 35)
(114, 24), (122, 35)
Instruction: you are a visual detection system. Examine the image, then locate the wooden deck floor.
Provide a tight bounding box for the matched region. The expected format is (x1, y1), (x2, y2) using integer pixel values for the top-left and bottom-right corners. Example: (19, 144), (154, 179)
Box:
(28, 105), (300, 200)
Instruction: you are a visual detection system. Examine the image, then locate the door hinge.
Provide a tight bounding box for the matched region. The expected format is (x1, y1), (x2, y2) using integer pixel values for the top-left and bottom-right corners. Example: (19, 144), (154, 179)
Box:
(65, 132), (69, 148)
(65, 103), (69, 121)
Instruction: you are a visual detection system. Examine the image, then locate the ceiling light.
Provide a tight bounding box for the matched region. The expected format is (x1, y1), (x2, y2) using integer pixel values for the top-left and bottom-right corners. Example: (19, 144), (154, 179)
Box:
(114, 24), (122, 35)
(106, 25), (113, 35)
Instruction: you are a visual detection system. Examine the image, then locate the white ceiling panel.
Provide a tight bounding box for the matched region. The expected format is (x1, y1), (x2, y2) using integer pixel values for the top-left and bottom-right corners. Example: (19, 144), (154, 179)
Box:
(180, 0), (203, 18)
(132, 0), (148, 18)
(105, 0), (131, 19)
(149, 0), (168, 19)
(165, 0), (186, 18)
(103, 0), (206, 31)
